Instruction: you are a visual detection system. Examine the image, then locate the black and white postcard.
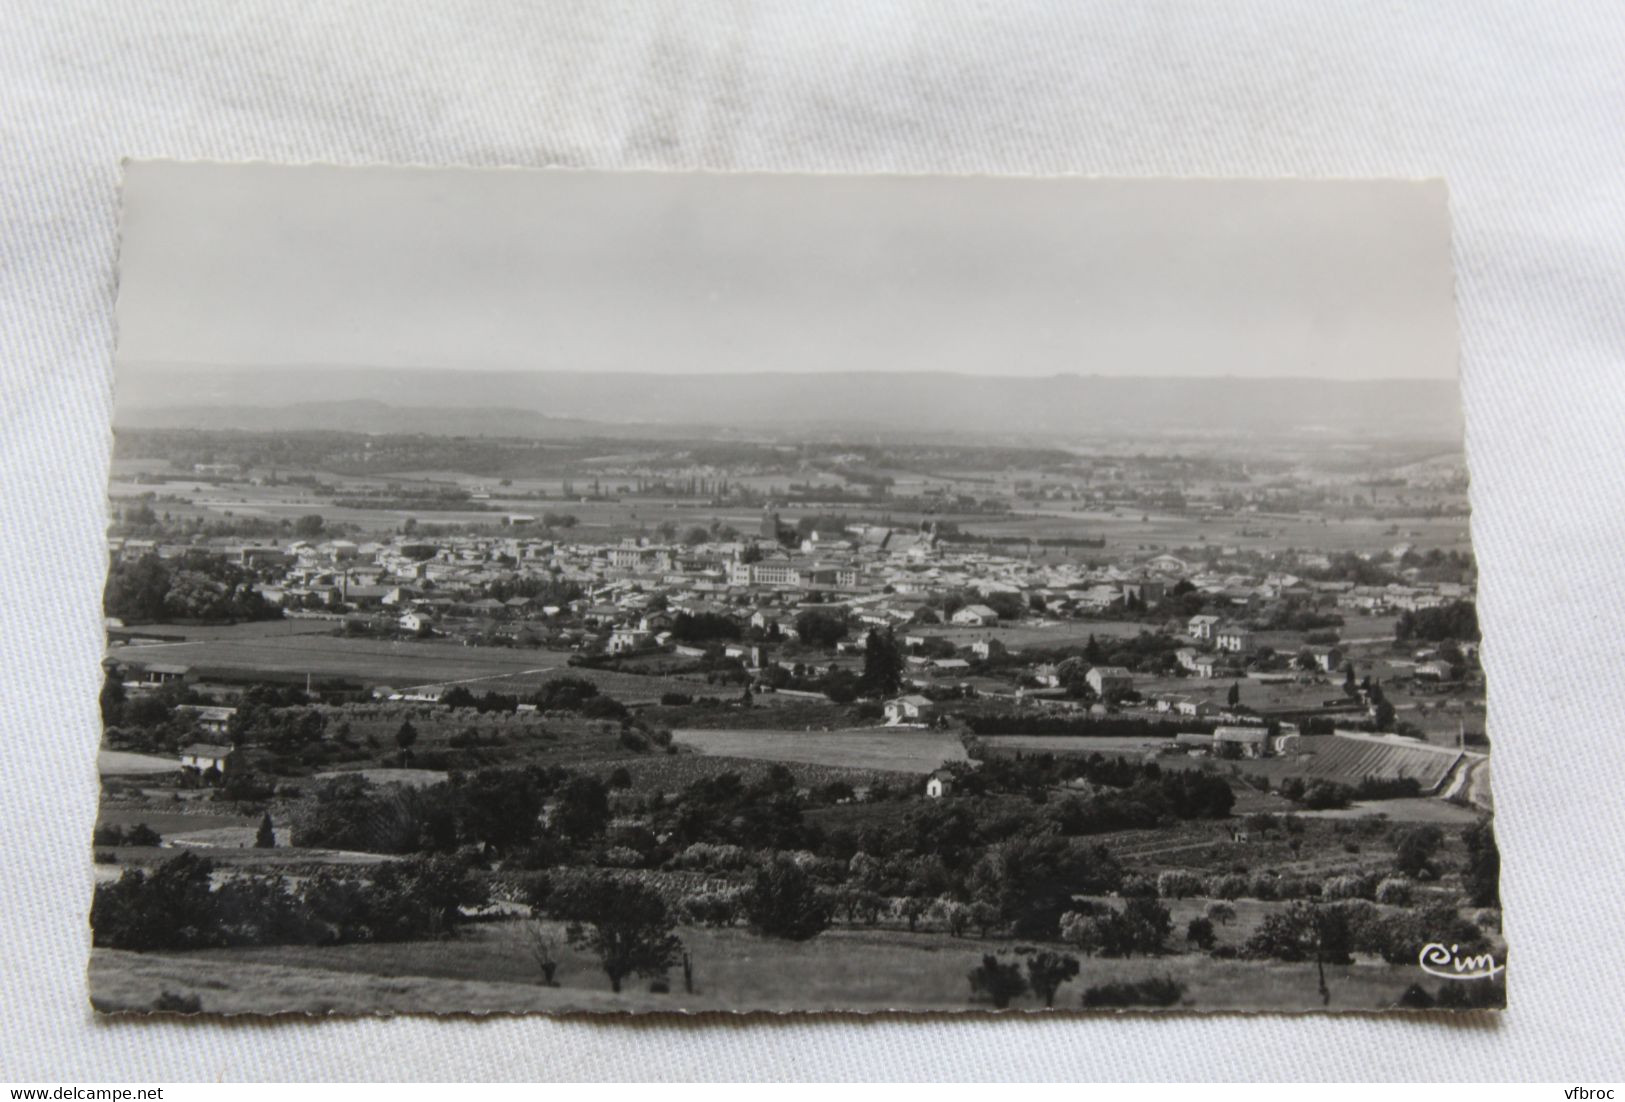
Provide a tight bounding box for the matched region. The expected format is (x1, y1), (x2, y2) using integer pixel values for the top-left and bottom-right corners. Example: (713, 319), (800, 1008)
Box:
(92, 164), (1501, 1014)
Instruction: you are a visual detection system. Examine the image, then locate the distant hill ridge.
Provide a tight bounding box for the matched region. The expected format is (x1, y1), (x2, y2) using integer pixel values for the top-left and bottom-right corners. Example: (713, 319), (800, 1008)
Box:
(114, 365), (1464, 442)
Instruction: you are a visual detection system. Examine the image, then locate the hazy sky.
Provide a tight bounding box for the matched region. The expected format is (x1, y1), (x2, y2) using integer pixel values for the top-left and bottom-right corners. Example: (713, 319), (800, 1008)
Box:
(117, 163), (1457, 380)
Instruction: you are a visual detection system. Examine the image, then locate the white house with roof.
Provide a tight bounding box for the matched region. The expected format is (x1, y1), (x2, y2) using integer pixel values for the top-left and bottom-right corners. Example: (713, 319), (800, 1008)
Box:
(1188, 614), (1221, 641)
(951, 603), (1000, 627)
(884, 694), (936, 724)
(179, 743), (235, 776)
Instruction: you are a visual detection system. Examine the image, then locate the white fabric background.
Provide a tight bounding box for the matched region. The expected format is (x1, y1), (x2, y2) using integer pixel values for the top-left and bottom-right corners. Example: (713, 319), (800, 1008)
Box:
(3, 0), (1624, 1082)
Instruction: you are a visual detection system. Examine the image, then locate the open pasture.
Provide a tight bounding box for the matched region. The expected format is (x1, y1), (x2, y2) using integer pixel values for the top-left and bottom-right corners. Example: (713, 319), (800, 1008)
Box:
(98, 749), (181, 775)
(89, 917), (1437, 1015)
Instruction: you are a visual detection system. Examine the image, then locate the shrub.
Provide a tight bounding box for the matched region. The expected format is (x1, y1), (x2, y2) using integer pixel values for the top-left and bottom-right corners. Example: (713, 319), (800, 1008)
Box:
(1156, 870), (1203, 899)
(1375, 877), (1414, 906)
(932, 897), (971, 937)
(1080, 976), (1185, 1009)
(1396, 983), (1435, 1009)
(674, 842), (750, 872)
(124, 823), (162, 847)
(1210, 874), (1249, 900)
(598, 846), (645, 869)
(1275, 876), (1320, 900)
(1435, 977), (1505, 1010)
(1120, 875), (1159, 899)
(1393, 825), (1444, 879)
(152, 991), (203, 1014)
(1322, 873), (1377, 901)
(679, 889), (746, 928)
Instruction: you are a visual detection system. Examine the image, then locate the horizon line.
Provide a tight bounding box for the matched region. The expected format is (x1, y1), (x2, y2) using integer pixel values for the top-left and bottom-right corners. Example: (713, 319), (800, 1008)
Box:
(118, 361), (1458, 385)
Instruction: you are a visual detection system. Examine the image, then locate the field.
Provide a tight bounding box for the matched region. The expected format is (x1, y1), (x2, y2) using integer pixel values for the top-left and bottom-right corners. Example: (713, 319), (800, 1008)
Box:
(89, 917), (1439, 1015)
(978, 735), (1172, 755)
(914, 620), (1153, 649)
(109, 619), (339, 643)
(98, 750), (180, 775)
(950, 507), (1474, 558)
(112, 634), (714, 700)
(673, 727), (969, 775)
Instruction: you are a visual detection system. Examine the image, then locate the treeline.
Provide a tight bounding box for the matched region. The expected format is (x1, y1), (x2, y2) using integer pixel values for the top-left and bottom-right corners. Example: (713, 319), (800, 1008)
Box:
(104, 552), (281, 624)
(1396, 600), (1479, 642)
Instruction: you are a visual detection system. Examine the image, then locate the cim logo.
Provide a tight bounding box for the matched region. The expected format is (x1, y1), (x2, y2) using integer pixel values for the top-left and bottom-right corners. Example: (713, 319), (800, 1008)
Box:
(1418, 942), (1505, 981)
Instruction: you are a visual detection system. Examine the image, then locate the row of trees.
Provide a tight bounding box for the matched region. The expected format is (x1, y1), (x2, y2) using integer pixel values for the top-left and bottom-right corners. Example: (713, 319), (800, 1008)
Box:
(91, 851), (486, 952)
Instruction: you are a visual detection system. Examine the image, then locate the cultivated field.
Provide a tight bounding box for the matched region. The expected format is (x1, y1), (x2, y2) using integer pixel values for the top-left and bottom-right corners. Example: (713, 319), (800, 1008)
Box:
(915, 620), (1153, 649)
(113, 634), (714, 701)
(673, 727), (969, 775)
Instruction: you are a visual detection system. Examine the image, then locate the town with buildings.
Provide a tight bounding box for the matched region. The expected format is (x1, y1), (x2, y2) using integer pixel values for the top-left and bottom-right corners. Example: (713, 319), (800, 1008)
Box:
(90, 423), (1499, 1015)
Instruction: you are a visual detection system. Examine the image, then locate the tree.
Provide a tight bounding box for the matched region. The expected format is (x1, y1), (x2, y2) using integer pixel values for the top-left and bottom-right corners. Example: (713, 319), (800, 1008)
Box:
(553, 775), (610, 841)
(294, 514), (326, 538)
(552, 877), (683, 993)
(967, 955), (1027, 1009)
(459, 769), (547, 854)
(1227, 681), (1241, 708)
(513, 919), (563, 986)
(822, 668), (860, 705)
(1246, 901), (1355, 1005)
(440, 686), (478, 710)
(793, 609), (848, 649)
(743, 858), (832, 941)
(394, 719), (418, 764)
(969, 836), (1123, 939)
(1113, 897), (1173, 957)
(1025, 951), (1080, 1008)
(858, 629), (904, 698)
(1186, 916), (1217, 950)
(99, 669), (126, 725)
(1205, 901), (1237, 927)
(254, 813), (276, 849)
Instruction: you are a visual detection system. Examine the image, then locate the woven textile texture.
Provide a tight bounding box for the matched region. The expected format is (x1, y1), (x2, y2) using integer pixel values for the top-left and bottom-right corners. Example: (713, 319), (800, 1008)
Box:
(3, 0), (1624, 1082)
